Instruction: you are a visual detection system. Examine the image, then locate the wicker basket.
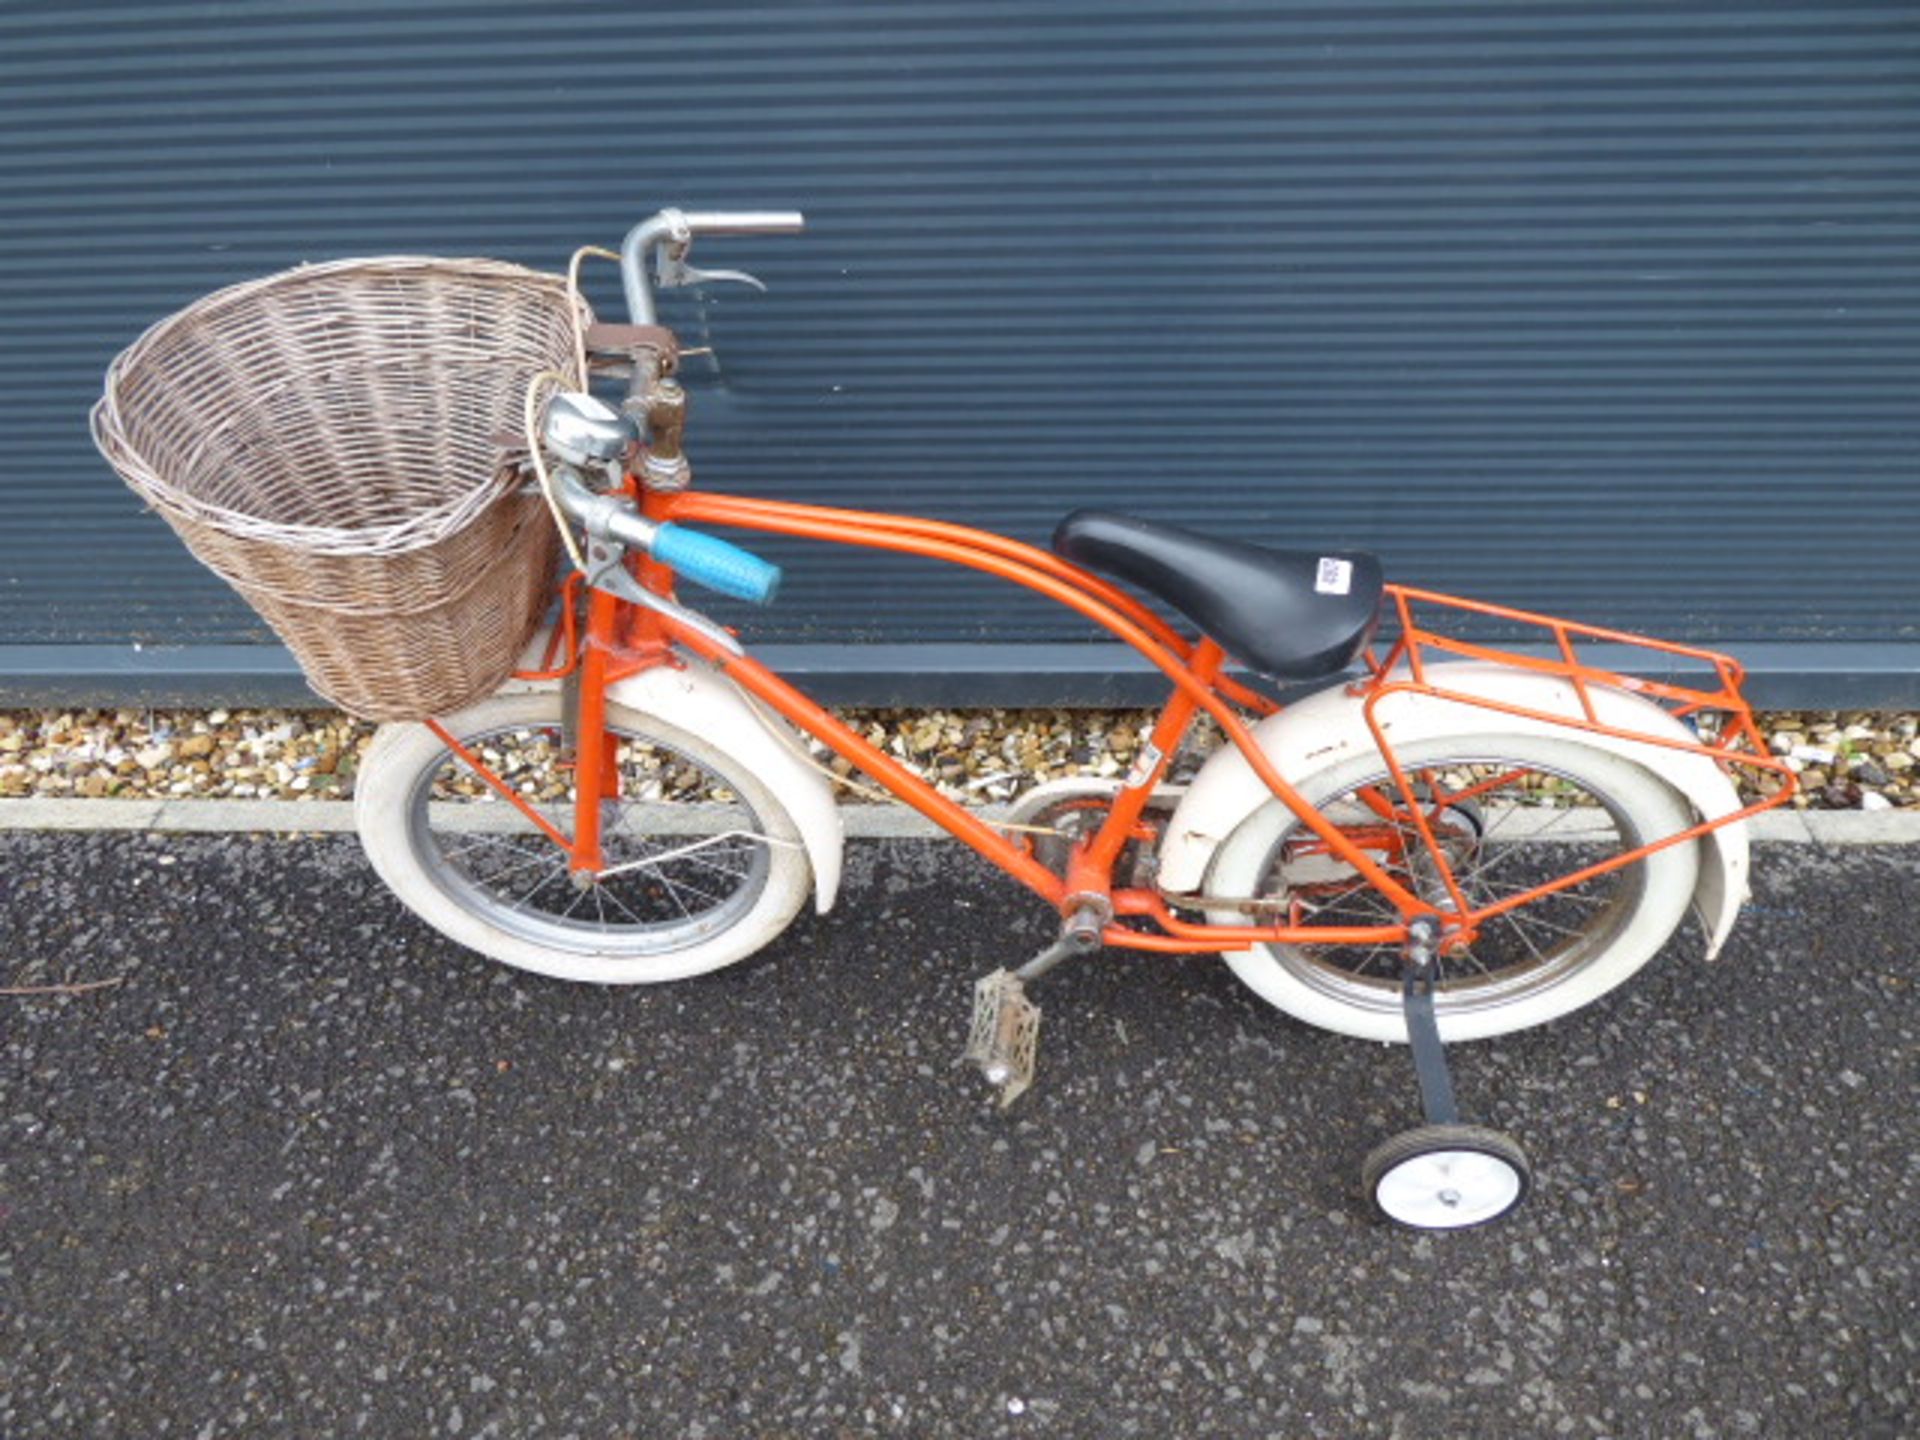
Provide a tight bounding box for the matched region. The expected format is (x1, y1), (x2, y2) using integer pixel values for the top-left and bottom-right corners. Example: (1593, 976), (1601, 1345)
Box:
(91, 256), (589, 720)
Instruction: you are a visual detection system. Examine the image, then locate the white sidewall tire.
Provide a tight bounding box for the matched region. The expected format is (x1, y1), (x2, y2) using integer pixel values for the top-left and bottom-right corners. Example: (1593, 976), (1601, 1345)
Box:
(355, 691), (812, 985)
(1206, 733), (1700, 1042)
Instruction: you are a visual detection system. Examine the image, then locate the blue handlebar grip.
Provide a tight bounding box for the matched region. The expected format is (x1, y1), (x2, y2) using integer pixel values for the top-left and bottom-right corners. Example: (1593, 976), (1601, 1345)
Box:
(651, 523), (783, 605)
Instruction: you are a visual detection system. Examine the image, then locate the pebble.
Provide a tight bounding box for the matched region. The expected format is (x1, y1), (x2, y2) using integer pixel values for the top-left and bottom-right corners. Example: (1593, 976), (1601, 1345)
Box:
(1851, 759), (1892, 788)
(0, 705), (1911, 810)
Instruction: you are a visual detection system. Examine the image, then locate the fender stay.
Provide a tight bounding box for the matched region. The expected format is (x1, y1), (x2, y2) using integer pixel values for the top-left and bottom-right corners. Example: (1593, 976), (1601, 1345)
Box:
(1158, 663), (1750, 957)
(502, 636), (844, 913)
(607, 660), (844, 913)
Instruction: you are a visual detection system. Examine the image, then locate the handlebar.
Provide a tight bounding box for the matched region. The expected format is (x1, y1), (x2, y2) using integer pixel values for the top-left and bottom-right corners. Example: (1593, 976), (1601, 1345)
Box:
(618, 207), (805, 325)
(680, 210), (807, 236)
(649, 523), (782, 605)
(549, 462), (782, 605)
(590, 207), (801, 597)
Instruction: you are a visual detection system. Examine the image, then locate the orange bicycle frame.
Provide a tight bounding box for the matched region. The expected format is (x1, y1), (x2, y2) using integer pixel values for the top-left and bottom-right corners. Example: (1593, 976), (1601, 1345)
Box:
(449, 477), (1793, 960)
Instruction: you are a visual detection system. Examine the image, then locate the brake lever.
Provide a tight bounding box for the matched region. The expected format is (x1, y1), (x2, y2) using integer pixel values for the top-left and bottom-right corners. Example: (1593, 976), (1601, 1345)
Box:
(580, 537), (744, 658)
(654, 239), (768, 294)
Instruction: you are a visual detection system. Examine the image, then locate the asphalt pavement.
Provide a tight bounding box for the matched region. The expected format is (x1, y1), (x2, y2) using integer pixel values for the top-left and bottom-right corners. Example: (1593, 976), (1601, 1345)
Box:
(1, 832), (1914, 1438)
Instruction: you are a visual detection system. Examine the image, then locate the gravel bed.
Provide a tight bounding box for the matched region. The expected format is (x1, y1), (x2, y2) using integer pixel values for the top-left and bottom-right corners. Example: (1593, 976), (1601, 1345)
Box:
(2, 705), (1915, 812)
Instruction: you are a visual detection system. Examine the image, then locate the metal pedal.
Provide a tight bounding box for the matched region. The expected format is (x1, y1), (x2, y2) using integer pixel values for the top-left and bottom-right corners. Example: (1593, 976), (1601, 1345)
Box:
(963, 968), (1042, 1107)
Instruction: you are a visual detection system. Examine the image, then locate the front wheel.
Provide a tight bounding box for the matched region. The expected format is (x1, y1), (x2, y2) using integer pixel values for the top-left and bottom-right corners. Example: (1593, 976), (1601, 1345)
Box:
(355, 691), (812, 984)
(1205, 733), (1700, 1042)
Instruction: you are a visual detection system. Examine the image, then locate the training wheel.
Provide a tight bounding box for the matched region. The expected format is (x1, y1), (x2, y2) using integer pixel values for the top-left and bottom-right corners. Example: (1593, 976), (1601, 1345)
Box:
(1363, 1124), (1532, 1231)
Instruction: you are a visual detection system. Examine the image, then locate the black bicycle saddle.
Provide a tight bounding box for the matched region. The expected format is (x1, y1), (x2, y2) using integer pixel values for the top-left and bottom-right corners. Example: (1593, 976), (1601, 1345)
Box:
(1052, 509), (1383, 680)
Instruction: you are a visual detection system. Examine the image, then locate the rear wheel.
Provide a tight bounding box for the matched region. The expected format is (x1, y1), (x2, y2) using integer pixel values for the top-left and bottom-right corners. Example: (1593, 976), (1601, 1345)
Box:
(1205, 734), (1699, 1041)
(356, 691), (811, 984)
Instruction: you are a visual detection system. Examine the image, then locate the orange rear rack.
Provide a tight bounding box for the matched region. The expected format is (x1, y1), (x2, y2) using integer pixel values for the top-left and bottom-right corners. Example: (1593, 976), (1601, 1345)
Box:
(1340, 585), (1799, 936)
(1366, 584), (1795, 788)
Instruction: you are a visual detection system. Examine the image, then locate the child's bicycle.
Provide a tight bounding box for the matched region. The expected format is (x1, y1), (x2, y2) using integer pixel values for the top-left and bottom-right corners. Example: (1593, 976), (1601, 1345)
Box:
(352, 208), (1796, 1230)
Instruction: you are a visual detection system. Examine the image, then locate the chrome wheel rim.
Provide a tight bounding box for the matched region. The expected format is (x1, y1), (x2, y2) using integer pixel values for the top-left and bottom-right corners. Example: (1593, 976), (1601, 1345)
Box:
(406, 721), (773, 955)
(1259, 755), (1647, 1022)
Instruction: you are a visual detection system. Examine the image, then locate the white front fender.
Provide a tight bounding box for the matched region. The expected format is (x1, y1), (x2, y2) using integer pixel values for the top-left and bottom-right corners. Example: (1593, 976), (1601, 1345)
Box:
(609, 660), (844, 913)
(499, 636), (844, 913)
(1157, 664), (1750, 957)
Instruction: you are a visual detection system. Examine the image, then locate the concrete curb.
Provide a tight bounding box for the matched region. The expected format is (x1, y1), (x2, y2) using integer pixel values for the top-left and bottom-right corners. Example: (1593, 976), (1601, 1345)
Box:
(0, 798), (355, 833)
(3, 797), (1920, 845)
(0, 797), (952, 839)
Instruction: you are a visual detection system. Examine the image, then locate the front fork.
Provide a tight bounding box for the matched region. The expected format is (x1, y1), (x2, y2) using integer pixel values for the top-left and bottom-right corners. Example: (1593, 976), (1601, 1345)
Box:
(564, 501), (682, 879)
(565, 588), (622, 877)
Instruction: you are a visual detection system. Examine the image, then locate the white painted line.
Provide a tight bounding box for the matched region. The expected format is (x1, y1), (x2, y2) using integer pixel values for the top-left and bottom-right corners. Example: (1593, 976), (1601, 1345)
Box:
(0, 798), (165, 830)
(157, 799), (359, 833)
(838, 805), (949, 839)
(0, 796), (956, 839)
(1748, 810), (1815, 844)
(1799, 809), (1920, 846)
(411, 800), (950, 838)
(1, 798), (1916, 845)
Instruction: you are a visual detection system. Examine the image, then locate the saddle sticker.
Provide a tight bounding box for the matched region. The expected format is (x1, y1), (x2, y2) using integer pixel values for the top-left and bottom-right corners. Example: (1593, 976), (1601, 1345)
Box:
(1315, 557), (1353, 596)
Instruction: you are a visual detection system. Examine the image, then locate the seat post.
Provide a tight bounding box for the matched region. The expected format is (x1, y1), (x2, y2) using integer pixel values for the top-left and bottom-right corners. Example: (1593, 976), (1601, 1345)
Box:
(1072, 638), (1224, 889)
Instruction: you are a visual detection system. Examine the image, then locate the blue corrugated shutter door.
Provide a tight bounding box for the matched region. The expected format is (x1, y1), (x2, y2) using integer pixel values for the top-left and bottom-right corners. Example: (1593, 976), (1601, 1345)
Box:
(2, 2), (1915, 701)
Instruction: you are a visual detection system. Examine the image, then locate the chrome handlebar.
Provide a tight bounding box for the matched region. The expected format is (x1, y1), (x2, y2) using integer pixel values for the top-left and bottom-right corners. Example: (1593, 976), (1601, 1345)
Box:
(617, 207), (806, 325)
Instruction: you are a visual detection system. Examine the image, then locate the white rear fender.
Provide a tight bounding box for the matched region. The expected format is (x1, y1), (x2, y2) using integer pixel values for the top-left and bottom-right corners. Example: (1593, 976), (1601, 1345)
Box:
(498, 636), (844, 913)
(1158, 663), (1750, 957)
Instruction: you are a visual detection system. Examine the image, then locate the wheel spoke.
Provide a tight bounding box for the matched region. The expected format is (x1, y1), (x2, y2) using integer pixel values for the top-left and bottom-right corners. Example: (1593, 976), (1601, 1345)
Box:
(598, 883), (651, 926)
(678, 851), (751, 882)
(409, 714), (775, 950)
(1347, 946), (1402, 978)
(603, 840), (731, 910)
(1456, 823), (1609, 889)
(652, 872), (696, 919)
(1473, 801), (1526, 842)
(505, 862), (570, 915)
(442, 830), (558, 864)
(1442, 945), (1493, 978)
(606, 809), (757, 884)
(656, 870), (728, 908)
(1471, 877), (1610, 908)
(441, 833), (535, 863)
(1496, 909), (1550, 968)
(1490, 908), (1595, 943)
(1241, 746), (1660, 1022)
(454, 846), (563, 887)
(557, 879), (595, 921)
(1295, 875), (1381, 916)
